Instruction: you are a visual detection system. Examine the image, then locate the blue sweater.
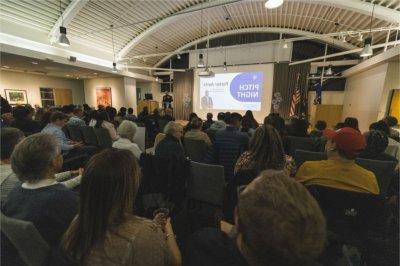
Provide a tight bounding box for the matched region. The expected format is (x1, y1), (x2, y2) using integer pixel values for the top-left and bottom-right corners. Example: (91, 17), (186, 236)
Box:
(2, 184), (78, 248)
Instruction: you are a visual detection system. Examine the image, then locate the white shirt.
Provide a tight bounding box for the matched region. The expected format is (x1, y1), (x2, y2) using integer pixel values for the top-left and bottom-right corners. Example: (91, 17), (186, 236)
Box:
(112, 138), (142, 160)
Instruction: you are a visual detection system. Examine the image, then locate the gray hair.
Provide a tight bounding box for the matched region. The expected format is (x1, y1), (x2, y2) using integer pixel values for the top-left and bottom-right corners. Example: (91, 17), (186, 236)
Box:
(164, 121), (182, 135)
(117, 120), (137, 141)
(11, 133), (60, 182)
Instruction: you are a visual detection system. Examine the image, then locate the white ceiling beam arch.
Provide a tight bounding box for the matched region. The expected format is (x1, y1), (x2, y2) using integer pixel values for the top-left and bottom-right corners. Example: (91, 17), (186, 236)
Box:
(48, 0), (89, 43)
(118, 0), (399, 60)
(153, 27), (358, 68)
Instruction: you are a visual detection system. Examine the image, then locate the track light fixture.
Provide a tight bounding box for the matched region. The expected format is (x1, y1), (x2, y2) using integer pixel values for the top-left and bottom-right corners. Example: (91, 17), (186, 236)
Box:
(112, 62), (117, 72)
(155, 77), (159, 82)
(265, 0), (283, 9)
(360, 37), (373, 57)
(325, 65), (333, 76)
(341, 34), (347, 43)
(177, 54), (181, 59)
(357, 33), (363, 42)
(223, 61), (227, 71)
(283, 42), (288, 49)
(57, 0), (70, 47)
(197, 53), (205, 68)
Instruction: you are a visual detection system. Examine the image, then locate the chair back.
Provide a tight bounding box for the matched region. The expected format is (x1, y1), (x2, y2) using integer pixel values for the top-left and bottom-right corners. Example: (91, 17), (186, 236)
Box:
(385, 144), (399, 158)
(288, 136), (316, 156)
(66, 125), (83, 142)
(93, 127), (112, 148)
(355, 158), (397, 196)
(133, 126), (146, 152)
(306, 185), (385, 242)
(294, 150), (327, 168)
(187, 161), (225, 206)
(184, 139), (208, 163)
(81, 126), (98, 146)
(1, 212), (49, 266)
(158, 119), (169, 132)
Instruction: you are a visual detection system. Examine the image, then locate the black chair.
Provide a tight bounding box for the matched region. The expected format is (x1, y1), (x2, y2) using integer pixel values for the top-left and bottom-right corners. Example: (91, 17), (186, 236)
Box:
(288, 136), (316, 156)
(294, 150), (327, 168)
(93, 127), (112, 149)
(183, 139), (209, 163)
(81, 126), (98, 146)
(158, 119), (169, 132)
(66, 125), (83, 142)
(306, 185), (387, 264)
(355, 158), (397, 196)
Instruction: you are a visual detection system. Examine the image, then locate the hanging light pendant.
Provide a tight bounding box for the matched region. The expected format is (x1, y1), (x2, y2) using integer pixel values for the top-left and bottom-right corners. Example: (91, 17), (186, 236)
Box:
(223, 61), (227, 71)
(197, 53), (205, 68)
(57, 0), (70, 47)
(360, 37), (373, 57)
(325, 65), (333, 76)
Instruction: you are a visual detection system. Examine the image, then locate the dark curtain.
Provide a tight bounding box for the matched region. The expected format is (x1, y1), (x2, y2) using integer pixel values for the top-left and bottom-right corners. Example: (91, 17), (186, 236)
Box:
(271, 63), (310, 119)
(173, 70), (193, 120)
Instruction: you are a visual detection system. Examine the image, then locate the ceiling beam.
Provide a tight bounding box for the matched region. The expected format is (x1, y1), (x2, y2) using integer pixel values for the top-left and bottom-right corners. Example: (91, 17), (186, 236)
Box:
(153, 27), (359, 67)
(48, 0), (89, 43)
(118, 0), (399, 60)
(117, 0), (241, 59)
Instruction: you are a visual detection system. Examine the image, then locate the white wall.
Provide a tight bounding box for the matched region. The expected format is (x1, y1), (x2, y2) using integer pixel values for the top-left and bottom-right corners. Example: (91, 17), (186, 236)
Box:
(0, 70), (85, 106)
(84, 77), (125, 109)
(308, 91), (345, 114)
(137, 81), (163, 108)
(378, 62), (400, 119)
(342, 63), (389, 132)
(123, 77), (137, 114)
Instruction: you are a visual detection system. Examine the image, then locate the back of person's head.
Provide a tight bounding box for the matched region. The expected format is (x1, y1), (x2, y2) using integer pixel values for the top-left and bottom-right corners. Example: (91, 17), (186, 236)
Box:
(206, 113), (213, 121)
(1, 127), (24, 161)
(117, 120), (137, 141)
(153, 108), (159, 115)
(248, 125), (285, 173)
(82, 103), (90, 111)
(0, 96), (13, 115)
(237, 170), (326, 266)
(369, 120), (390, 135)
(127, 107), (134, 114)
(264, 113), (286, 136)
(11, 133), (61, 182)
(62, 104), (74, 114)
(231, 112), (243, 126)
(62, 149), (140, 263)
(315, 120), (327, 131)
(50, 111), (69, 123)
(188, 112), (198, 122)
(323, 127), (366, 160)
(384, 116), (398, 127)
(106, 106), (117, 120)
(217, 112), (225, 121)
(164, 121), (182, 136)
(287, 117), (308, 137)
(142, 106), (148, 114)
(72, 108), (83, 117)
(165, 108), (173, 116)
(119, 107), (127, 115)
(364, 130), (388, 154)
(344, 117), (359, 131)
(334, 122), (346, 130)
(12, 105), (28, 120)
(95, 110), (110, 127)
(190, 117), (203, 130)
(244, 110), (255, 119)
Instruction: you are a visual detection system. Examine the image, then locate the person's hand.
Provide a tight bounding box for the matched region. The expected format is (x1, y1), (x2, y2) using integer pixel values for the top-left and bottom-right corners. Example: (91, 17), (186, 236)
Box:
(154, 213), (168, 231)
(78, 167), (84, 176)
(73, 142), (83, 148)
(164, 218), (174, 235)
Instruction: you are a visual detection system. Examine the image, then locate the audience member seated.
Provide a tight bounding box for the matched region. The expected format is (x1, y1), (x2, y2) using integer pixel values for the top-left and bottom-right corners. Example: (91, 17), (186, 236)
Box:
(286, 117), (309, 137)
(184, 113), (199, 133)
(241, 110), (259, 135)
(10, 105), (40, 135)
(39, 108), (57, 130)
(153, 132), (166, 151)
(113, 120), (142, 160)
(138, 106), (150, 124)
(358, 130), (398, 162)
(95, 110), (119, 141)
(67, 108), (85, 126)
(185, 170), (326, 266)
(210, 113), (249, 181)
(309, 120), (327, 139)
(369, 120), (399, 160)
(209, 112), (227, 131)
(62, 149), (181, 266)
(164, 108), (175, 122)
(334, 122), (346, 130)
(155, 121), (184, 158)
(105, 106), (119, 127)
(87, 110), (98, 127)
(115, 107), (127, 124)
(344, 117), (360, 132)
(2, 133), (78, 248)
(33, 106), (45, 122)
(202, 113), (214, 131)
(42, 111), (98, 160)
(126, 107), (137, 121)
(0, 128), (82, 205)
(295, 127), (379, 194)
(82, 103), (91, 118)
(61, 104), (75, 116)
(184, 117), (212, 147)
(235, 125), (296, 177)
(264, 113), (290, 155)
(384, 115), (399, 141)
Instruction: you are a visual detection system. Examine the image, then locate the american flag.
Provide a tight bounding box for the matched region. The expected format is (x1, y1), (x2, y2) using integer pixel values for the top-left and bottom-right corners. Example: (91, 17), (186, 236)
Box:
(289, 73), (301, 117)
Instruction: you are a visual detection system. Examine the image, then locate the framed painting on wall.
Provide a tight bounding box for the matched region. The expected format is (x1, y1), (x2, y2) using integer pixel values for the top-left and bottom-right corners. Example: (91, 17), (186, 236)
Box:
(96, 87), (112, 107)
(5, 89), (28, 105)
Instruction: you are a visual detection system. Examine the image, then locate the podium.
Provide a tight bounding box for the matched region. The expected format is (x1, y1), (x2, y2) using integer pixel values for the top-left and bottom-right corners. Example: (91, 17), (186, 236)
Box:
(309, 104), (343, 129)
(137, 100), (159, 114)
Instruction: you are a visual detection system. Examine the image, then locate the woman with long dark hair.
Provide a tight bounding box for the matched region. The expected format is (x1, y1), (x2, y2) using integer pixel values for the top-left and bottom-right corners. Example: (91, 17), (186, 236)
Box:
(95, 110), (119, 141)
(62, 149), (181, 265)
(235, 125), (296, 176)
(241, 110), (259, 134)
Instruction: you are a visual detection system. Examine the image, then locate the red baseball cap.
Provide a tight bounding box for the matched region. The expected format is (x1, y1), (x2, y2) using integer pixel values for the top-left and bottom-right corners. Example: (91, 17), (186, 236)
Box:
(323, 127), (365, 157)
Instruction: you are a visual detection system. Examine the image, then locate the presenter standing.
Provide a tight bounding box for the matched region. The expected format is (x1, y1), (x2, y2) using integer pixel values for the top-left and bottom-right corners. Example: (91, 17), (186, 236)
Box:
(201, 90), (213, 110)
(162, 91), (173, 109)
(183, 92), (192, 120)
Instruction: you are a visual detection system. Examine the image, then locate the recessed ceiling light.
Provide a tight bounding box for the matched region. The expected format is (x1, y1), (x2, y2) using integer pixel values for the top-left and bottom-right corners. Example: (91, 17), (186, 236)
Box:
(32, 61), (38, 65)
(66, 74), (70, 77)
(2, 66), (10, 69)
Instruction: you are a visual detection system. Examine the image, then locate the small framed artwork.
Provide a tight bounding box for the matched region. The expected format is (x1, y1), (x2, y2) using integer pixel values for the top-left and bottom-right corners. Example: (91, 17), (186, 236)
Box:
(96, 87), (112, 107)
(5, 89), (28, 105)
